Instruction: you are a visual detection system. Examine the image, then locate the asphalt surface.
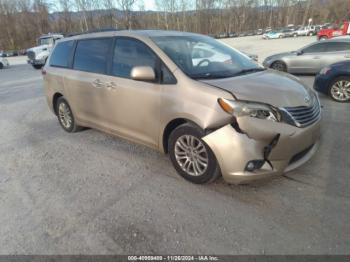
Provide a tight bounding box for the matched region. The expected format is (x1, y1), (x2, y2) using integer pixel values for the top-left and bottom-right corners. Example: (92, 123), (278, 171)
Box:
(0, 36), (350, 255)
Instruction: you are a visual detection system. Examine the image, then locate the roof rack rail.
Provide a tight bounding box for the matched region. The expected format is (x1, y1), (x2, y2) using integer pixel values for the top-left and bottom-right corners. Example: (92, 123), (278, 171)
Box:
(66, 28), (121, 37)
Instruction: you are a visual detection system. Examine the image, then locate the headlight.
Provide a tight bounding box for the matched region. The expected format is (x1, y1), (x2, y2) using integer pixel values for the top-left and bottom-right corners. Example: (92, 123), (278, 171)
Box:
(218, 98), (281, 122)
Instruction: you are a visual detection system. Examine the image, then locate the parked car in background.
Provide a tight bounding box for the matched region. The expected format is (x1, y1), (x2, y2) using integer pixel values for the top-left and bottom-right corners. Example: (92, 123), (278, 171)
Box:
(262, 30), (285, 39)
(43, 30), (321, 185)
(318, 21), (350, 40)
(314, 61), (350, 102)
(263, 38), (350, 74)
(281, 29), (296, 37)
(294, 26), (314, 36)
(177, 42), (259, 67)
(0, 57), (10, 69)
(27, 33), (64, 69)
(228, 32), (238, 38)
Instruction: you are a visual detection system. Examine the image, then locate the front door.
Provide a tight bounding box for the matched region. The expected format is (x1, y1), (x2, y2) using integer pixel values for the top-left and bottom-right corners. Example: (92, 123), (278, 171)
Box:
(101, 37), (162, 148)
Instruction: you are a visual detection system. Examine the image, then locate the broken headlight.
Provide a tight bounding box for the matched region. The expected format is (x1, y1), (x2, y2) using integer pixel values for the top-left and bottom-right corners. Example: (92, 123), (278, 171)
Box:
(218, 98), (281, 122)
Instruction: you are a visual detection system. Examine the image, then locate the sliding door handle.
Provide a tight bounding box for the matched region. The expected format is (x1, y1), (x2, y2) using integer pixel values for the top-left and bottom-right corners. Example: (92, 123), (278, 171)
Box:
(92, 79), (104, 88)
(105, 81), (118, 90)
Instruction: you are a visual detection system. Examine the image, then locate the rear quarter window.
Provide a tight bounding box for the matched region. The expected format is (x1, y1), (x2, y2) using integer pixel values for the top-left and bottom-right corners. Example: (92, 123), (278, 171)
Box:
(49, 40), (74, 68)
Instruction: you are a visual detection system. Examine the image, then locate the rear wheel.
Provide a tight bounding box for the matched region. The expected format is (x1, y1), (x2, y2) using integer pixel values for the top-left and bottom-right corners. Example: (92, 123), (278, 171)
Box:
(271, 61), (287, 72)
(168, 123), (220, 184)
(329, 77), (350, 102)
(56, 97), (82, 132)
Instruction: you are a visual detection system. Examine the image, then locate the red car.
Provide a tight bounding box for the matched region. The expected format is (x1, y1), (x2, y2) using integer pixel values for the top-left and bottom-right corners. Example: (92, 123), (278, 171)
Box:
(318, 21), (350, 40)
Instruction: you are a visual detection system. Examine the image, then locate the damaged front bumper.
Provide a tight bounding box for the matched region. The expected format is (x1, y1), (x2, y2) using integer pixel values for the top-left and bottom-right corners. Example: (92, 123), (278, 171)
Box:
(202, 118), (321, 184)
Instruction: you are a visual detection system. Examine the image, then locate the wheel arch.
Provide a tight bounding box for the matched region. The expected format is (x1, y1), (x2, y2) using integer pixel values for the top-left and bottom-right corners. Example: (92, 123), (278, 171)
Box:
(52, 92), (64, 115)
(162, 118), (202, 154)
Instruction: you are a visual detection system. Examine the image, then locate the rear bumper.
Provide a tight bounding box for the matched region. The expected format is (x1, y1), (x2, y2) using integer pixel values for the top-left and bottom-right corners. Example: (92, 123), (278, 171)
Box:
(203, 118), (321, 184)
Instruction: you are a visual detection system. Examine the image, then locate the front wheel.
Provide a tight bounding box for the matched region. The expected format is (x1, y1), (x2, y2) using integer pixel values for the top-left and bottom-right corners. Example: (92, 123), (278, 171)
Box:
(168, 123), (220, 184)
(329, 77), (350, 102)
(271, 61), (287, 72)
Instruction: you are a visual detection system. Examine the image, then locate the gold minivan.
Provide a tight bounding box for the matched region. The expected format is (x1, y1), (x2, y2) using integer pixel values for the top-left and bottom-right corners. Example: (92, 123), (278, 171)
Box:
(43, 30), (321, 184)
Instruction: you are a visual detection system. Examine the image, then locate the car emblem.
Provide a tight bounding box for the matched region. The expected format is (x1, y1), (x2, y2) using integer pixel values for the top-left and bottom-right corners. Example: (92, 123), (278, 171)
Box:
(304, 95), (311, 104)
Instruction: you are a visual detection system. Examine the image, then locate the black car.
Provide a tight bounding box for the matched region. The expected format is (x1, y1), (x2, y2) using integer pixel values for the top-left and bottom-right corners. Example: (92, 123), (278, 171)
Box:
(314, 60), (350, 102)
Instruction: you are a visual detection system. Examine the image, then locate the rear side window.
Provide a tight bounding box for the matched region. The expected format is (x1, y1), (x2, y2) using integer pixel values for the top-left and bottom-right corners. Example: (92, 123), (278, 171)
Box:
(325, 42), (350, 52)
(73, 38), (112, 74)
(50, 41), (74, 68)
(112, 38), (157, 79)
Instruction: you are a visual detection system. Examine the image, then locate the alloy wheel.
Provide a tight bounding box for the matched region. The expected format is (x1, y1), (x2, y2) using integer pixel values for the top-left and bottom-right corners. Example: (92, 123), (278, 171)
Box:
(58, 102), (73, 129)
(330, 80), (350, 102)
(271, 62), (286, 72)
(174, 135), (209, 176)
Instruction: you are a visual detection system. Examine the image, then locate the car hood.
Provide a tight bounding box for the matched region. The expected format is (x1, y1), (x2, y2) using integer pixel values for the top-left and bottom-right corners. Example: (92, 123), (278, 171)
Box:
(27, 44), (50, 54)
(200, 70), (312, 108)
(265, 51), (296, 61)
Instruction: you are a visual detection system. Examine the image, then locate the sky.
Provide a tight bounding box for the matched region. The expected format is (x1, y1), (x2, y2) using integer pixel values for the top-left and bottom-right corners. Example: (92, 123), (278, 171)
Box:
(143, 0), (156, 11)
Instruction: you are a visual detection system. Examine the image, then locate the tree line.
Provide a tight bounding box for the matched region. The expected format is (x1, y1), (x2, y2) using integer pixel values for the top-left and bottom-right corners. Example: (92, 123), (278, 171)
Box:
(0, 0), (350, 50)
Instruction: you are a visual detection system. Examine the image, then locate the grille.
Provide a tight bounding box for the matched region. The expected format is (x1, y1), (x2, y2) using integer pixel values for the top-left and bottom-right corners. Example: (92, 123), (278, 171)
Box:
(27, 51), (35, 60)
(283, 94), (321, 128)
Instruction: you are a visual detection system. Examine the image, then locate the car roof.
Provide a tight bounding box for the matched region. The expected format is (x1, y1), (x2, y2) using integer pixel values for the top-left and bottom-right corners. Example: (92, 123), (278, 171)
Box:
(60, 30), (203, 42)
(40, 34), (64, 39)
(327, 37), (350, 42)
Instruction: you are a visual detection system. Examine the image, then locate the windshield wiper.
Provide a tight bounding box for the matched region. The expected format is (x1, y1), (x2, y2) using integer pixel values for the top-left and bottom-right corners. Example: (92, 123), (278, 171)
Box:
(233, 67), (266, 76)
(191, 67), (266, 80)
(190, 73), (232, 80)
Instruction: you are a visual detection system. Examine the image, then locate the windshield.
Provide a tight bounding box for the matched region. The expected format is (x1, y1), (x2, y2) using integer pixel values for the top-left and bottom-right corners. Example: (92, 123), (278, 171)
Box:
(38, 37), (54, 46)
(151, 35), (263, 79)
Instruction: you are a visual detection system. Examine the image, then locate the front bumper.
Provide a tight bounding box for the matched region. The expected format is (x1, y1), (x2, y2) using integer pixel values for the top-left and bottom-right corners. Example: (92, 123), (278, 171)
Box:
(27, 58), (45, 65)
(1, 60), (10, 67)
(313, 74), (331, 95)
(203, 118), (321, 184)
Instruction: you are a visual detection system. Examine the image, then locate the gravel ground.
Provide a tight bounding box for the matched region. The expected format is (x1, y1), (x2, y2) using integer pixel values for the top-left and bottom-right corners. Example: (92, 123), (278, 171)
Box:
(0, 36), (349, 255)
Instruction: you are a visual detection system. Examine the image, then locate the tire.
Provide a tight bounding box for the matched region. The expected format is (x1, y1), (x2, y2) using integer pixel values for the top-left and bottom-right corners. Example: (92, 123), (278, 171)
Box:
(293, 34), (298, 37)
(0, 63), (3, 69)
(33, 64), (43, 70)
(55, 97), (82, 132)
(271, 61), (287, 72)
(168, 123), (221, 184)
(328, 77), (350, 103)
(319, 36), (328, 41)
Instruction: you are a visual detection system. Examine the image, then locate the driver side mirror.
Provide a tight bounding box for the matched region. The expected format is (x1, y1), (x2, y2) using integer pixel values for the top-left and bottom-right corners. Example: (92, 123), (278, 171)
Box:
(296, 50), (303, 56)
(131, 66), (156, 81)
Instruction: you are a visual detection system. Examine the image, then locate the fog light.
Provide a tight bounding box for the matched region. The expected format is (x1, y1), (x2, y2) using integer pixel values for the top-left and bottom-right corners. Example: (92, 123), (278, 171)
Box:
(245, 160), (265, 172)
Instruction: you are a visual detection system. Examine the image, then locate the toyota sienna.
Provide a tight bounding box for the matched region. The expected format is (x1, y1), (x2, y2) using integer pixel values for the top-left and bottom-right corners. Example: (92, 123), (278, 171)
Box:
(43, 30), (321, 184)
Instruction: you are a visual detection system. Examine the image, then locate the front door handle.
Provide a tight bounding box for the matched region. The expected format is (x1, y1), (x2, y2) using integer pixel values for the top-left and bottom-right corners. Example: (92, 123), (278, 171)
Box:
(92, 79), (104, 88)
